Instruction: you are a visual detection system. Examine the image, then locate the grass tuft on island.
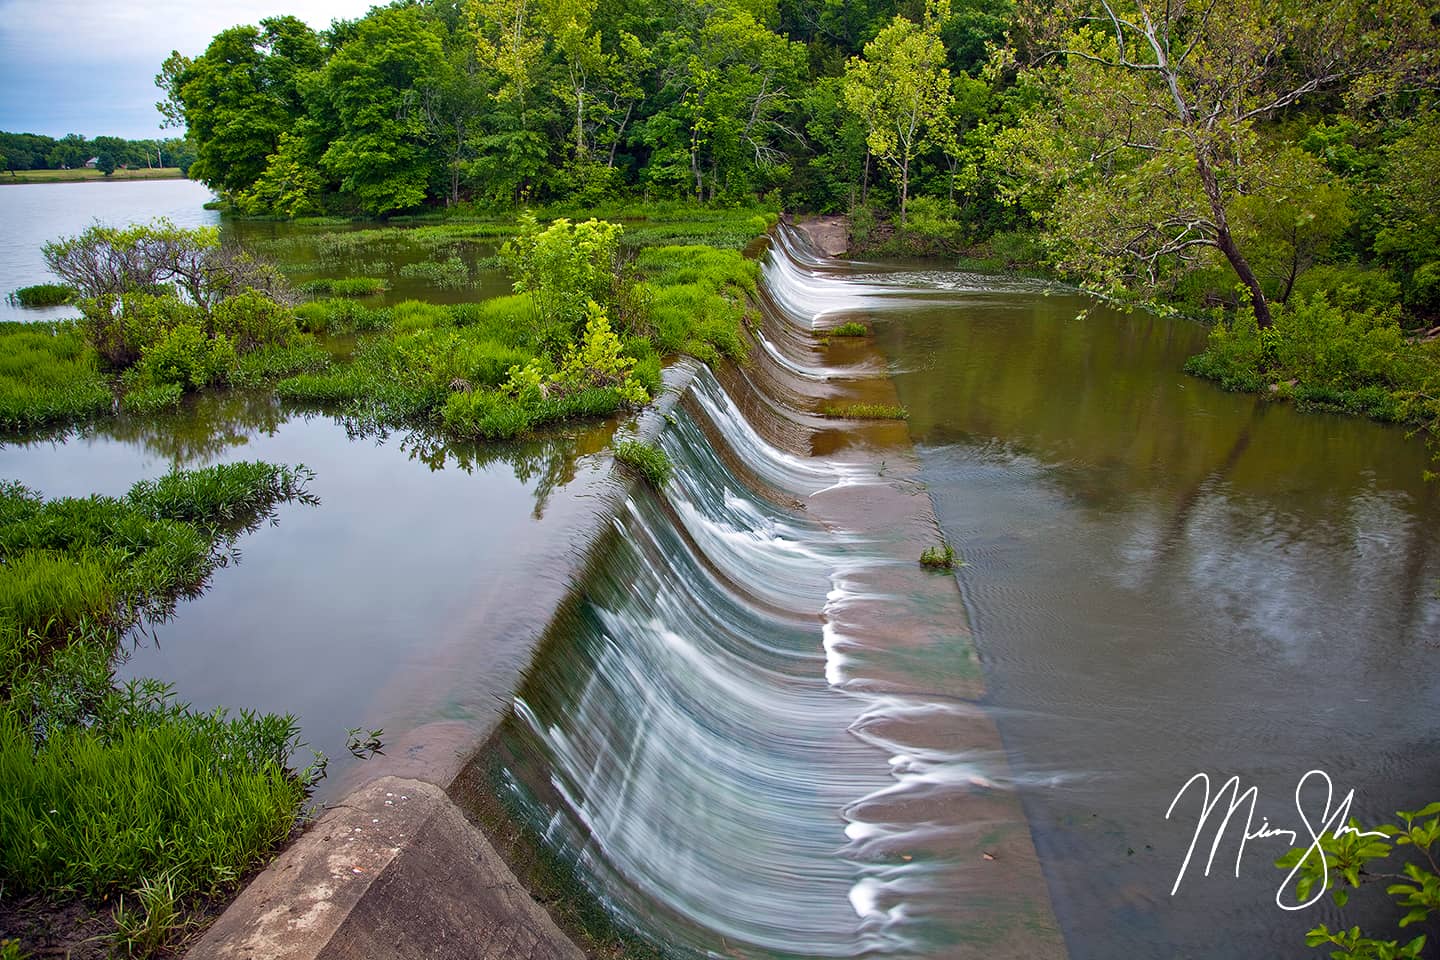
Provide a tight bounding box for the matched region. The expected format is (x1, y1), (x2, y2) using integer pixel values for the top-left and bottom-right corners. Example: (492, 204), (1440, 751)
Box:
(7, 284), (77, 308)
(0, 463), (318, 956)
(819, 402), (909, 421)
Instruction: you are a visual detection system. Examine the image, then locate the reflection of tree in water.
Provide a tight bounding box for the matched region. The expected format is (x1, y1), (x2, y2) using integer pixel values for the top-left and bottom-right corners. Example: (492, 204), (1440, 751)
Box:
(398, 419), (617, 520)
(96, 391), (289, 468)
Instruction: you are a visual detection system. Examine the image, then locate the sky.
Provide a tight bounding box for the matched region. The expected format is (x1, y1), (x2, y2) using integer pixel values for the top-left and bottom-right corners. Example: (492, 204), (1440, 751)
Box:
(0, 0), (373, 140)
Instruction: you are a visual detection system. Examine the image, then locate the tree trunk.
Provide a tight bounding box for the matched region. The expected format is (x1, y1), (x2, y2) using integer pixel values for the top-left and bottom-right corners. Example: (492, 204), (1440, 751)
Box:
(899, 157), (909, 228)
(1196, 151), (1272, 328)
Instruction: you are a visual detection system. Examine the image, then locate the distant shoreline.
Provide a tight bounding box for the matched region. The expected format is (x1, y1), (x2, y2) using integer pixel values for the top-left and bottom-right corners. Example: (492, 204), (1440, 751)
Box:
(0, 168), (186, 185)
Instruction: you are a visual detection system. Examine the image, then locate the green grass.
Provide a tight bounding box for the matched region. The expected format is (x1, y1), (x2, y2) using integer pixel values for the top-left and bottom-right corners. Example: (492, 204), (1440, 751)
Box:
(819, 402), (909, 420)
(613, 439), (673, 487)
(0, 705), (305, 900)
(0, 463), (318, 953)
(299, 276), (388, 297)
(8, 283), (77, 307)
(830, 322), (868, 337)
(920, 542), (957, 569)
(635, 245), (757, 363)
(293, 298), (390, 335)
(0, 321), (113, 433)
(0, 167), (184, 184)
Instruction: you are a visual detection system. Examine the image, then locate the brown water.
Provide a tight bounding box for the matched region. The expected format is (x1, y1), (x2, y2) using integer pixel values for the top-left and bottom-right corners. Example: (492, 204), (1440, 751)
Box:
(864, 263), (1440, 956)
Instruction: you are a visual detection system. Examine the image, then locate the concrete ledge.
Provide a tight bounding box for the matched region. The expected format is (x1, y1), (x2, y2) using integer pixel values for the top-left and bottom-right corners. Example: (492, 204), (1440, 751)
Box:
(188, 777), (583, 960)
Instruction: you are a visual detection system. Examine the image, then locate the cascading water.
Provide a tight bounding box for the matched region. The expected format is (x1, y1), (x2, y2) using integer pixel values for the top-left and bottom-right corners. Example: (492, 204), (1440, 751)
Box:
(482, 225), (1061, 959)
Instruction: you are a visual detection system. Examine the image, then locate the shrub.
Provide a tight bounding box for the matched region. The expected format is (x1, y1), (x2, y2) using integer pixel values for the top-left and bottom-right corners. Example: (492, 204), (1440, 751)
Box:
(8, 283), (77, 307)
(507, 216), (624, 334)
(1184, 308), (1265, 392)
(132, 324), (237, 390)
(614, 440), (673, 487)
(210, 289), (298, 353)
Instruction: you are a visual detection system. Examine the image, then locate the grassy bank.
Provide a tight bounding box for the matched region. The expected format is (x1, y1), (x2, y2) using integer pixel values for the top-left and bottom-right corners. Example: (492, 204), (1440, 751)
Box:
(1184, 295), (1440, 472)
(0, 168), (185, 185)
(2, 208), (769, 446)
(0, 463), (316, 957)
(275, 213), (766, 441)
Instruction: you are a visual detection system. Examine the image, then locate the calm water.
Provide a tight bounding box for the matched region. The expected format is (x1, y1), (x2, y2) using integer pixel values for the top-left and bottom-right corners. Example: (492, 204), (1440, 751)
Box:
(0, 179), (219, 322)
(866, 264), (1440, 955)
(0, 180), (607, 795)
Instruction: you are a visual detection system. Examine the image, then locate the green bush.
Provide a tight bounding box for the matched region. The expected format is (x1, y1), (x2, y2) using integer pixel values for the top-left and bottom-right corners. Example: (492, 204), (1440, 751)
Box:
(210, 289), (299, 352)
(507, 216), (624, 334)
(133, 324), (237, 390)
(8, 283), (77, 307)
(1184, 309), (1265, 392)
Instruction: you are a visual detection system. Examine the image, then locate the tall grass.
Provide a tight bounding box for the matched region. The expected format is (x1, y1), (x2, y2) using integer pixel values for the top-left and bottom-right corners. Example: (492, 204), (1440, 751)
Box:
(8, 284), (77, 307)
(0, 706), (305, 900)
(0, 321), (113, 432)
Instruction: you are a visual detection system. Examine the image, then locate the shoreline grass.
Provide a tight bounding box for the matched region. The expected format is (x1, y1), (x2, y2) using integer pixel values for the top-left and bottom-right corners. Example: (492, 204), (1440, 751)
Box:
(0, 168), (185, 185)
(0, 463), (318, 955)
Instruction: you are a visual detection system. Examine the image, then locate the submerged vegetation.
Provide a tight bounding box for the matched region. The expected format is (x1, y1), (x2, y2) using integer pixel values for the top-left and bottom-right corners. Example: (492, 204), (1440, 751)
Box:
(0, 463), (316, 955)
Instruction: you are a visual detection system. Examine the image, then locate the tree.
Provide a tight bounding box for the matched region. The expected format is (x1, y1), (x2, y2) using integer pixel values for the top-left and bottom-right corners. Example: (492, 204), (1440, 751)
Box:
(999, 0), (1430, 327)
(843, 0), (955, 225)
(174, 17), (327, 197)
(316, 6), (446, 215)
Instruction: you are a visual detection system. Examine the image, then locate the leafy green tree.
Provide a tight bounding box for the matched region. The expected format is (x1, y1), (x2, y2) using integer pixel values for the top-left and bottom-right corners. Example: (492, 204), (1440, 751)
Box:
(173, 17), (327, 197)
(466, 0), (552, 202)
(843, 0), (955, 225)
(1372, 109), (1440, 318)
(997, 0), (1430, 326)
(317, 5), (447, 215)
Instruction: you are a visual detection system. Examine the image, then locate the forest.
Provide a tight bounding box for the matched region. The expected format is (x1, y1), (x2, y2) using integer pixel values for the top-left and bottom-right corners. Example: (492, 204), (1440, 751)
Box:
(161, 0), (1440, 456)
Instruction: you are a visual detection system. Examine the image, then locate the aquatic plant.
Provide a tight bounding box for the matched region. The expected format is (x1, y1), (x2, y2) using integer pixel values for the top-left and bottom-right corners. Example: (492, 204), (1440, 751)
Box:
(299, 276), (388, 297)
(0, 321), (112, 432)
(8, 283), (77, 307)
(398, 256), (471, 289)
(614, 439), (674, 487)
(919, 542), (956, 569)
(820, 402), (909, 420)
(830, 322), (869, 337)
